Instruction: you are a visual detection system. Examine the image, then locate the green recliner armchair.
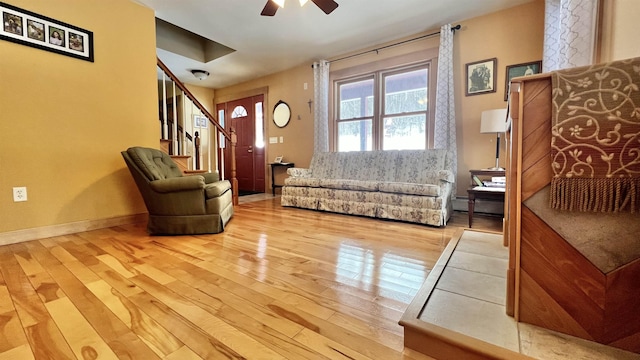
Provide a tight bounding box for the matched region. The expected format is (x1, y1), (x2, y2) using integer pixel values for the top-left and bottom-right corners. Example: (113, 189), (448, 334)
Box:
(121, 146), (233, 235)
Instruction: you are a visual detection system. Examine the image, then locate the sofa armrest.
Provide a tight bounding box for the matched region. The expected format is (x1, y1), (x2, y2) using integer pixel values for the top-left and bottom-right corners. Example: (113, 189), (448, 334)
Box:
(438, 170), (455, 183)
(149, 176), (205, 193)
(287, 167), (312, 177)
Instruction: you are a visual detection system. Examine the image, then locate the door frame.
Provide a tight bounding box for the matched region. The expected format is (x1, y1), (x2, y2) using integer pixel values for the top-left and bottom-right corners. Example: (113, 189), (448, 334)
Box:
(216, 88), (268, 193)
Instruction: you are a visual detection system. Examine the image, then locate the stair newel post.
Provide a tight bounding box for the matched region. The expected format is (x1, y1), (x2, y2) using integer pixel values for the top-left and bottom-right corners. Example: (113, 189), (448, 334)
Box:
(194, 131), (201, 170)
(230, 127), (239, 205)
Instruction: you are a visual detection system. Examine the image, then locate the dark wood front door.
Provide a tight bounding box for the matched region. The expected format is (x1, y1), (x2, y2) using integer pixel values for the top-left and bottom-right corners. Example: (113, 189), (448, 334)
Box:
(218, 95), (265, 193)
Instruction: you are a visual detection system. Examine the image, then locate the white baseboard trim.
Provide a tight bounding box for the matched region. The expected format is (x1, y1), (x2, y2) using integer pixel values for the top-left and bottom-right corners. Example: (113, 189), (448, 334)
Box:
(453, 197), (504, 215)
(0, 213), (148, 247)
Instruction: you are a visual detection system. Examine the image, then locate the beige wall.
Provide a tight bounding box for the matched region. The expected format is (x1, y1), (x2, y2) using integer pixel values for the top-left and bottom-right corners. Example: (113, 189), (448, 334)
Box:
(215, 1), (545, 196)
(0, 0), (157, 233)
(601, 0), (640, 62)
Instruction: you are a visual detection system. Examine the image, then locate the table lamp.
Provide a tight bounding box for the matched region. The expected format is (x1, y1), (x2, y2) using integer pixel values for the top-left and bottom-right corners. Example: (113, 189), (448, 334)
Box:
(480, 108), (508, 170)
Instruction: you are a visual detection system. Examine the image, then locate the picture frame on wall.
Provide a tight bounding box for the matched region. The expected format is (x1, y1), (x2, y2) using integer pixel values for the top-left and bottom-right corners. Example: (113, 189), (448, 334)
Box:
(504, 60), (542, 100)
(0, 2), (94, 62)
(465, 58), (497, 96)
(193, 115), (208, 128)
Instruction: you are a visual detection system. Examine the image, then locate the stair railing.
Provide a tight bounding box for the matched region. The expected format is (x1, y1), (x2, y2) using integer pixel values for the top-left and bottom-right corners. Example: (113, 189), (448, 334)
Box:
(156, 57), (239, 205)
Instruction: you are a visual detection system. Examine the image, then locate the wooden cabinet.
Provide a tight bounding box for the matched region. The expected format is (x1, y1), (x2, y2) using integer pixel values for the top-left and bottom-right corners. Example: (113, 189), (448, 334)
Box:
(505, 73), (640, 354)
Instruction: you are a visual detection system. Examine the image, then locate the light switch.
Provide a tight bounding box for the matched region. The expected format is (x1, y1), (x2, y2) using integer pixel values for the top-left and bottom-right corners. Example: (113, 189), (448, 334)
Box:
(269, 137), (278, 144)
(279, 136), (284, 143)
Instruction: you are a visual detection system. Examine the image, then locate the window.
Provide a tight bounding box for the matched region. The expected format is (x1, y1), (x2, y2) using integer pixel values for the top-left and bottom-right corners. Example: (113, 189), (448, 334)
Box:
(334, 62), (432, 152)
(231, 105), (247, 118)
(337, 77), (374, 151)
(218, 109), (225, 147)
(255, 102), (264, 148)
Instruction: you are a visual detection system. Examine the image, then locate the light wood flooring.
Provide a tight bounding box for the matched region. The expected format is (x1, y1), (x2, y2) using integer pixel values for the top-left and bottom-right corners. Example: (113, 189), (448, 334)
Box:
(0, 198), (501, 359)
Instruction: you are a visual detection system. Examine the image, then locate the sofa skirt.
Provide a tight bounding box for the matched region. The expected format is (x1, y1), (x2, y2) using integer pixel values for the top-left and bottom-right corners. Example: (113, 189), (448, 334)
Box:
(281, 185), (450, 227)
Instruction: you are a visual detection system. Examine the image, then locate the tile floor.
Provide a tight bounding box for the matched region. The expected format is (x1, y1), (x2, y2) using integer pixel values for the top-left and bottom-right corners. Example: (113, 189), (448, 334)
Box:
(418, 231), (640, 360)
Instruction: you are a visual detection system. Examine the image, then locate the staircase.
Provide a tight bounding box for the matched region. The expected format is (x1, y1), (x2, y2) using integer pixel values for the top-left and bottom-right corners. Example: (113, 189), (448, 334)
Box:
(156, 58), (238, 205)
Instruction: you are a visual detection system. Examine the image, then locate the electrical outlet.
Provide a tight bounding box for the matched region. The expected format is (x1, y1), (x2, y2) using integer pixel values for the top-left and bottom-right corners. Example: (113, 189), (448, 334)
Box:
(13, 187), (27, 202)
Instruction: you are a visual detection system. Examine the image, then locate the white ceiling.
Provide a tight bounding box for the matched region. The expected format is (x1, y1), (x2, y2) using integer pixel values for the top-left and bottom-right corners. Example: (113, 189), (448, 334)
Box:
(134, 0), (534, 89)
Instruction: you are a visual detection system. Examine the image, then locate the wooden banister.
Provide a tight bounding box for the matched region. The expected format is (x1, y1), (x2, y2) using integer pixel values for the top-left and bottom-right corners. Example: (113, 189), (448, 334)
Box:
(157, 58), (230, 140)
(157, 57), (237, 202)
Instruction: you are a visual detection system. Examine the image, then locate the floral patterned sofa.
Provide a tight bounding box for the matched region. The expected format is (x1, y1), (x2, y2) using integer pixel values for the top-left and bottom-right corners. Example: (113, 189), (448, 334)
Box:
(280, 149), (455, 226)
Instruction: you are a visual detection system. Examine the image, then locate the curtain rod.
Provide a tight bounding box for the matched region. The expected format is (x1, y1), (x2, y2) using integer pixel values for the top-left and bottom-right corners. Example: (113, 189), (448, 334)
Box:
(312, 24), (461, 67)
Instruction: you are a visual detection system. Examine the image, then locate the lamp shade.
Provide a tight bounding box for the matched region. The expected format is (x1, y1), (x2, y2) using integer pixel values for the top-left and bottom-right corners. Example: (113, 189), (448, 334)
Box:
(480, 108), (507, 133)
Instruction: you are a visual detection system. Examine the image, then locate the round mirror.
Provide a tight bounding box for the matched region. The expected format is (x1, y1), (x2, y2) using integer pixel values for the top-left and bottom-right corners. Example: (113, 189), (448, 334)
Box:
(273, 100), (291, 128)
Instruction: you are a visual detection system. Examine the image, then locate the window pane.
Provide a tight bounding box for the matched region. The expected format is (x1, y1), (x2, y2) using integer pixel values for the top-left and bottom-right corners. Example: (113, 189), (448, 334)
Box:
(339, 79), (374, 120)
(231, 105), (247, 118)
(383, 115), (426, 150)
(338, 120), (372, 152)
(384, 68), (428, 115)
(218, 109), (225, 147)
(255, 102), (264, 148)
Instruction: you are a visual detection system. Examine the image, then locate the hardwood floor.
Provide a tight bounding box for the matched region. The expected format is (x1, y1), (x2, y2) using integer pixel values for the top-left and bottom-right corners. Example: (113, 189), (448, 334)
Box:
(0, 198), (501, 360)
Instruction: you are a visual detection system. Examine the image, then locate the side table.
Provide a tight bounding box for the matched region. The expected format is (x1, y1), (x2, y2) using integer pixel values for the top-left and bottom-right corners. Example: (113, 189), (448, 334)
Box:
(468, 169), (505, 228)
(270, 162), (294, 195)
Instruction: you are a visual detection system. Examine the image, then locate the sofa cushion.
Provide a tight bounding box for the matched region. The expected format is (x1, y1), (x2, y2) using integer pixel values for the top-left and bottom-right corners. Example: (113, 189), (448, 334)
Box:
(309, 152), (343, 179)
(394, 149), (447, 183)
(285, 177), (321, 187)
(378, 181), (440, 196)
(319, 179), (379, 191)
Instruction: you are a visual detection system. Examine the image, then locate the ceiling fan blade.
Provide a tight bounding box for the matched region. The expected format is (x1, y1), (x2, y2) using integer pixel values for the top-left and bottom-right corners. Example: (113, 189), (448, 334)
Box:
(311, 0), (339, 14)
(261, 1), (279, 16)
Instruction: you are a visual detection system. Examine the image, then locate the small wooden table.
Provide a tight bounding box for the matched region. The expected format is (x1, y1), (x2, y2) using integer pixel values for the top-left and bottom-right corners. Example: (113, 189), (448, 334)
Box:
(467, 169), (505, 228)
(270, 162), (294, 195)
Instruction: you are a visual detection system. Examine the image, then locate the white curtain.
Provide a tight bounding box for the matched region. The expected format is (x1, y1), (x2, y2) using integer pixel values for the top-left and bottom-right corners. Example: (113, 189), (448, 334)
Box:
(313, 60), (330, 153)
(543, 0), (598, 72)
(433, 24), (457, 196)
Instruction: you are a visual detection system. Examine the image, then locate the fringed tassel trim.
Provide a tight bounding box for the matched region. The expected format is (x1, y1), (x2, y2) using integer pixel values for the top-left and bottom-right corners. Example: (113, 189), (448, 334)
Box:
(550, 178), (639, 213)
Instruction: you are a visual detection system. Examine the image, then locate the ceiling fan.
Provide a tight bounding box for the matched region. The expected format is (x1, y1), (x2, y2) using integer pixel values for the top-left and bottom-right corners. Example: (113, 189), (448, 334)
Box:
(261, 0), (339, 16)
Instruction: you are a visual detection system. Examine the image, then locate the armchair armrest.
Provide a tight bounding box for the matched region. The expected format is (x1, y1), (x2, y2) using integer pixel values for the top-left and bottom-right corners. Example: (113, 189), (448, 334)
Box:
(287, 168), (312, 177)
(200, 171), (221, 184)
(149, 176), (205, 193)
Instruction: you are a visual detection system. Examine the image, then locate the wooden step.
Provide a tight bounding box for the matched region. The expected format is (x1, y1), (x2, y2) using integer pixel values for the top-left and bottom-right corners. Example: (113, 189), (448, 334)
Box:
(170, 155), (191, 173)
(159, 139), (171, 154)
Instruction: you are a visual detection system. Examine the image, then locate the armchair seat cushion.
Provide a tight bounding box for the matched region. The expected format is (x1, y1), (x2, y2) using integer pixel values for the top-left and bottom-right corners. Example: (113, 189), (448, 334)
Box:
(205, 180), (232, 198)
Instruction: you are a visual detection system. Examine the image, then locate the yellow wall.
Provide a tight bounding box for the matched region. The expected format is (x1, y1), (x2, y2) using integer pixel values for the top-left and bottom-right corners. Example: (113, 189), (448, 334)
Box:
(215, 1), (545, 196)
(0, 0), (157, 233)
(455, 1), (544, 192)
(601, 0), (640, 61)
